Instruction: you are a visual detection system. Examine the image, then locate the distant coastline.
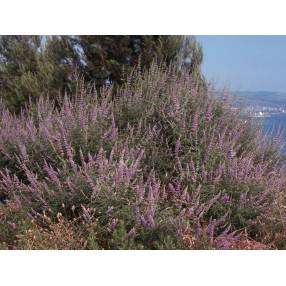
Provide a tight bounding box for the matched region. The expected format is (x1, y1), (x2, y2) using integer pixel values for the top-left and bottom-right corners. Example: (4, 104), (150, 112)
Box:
(228, 90), (286, 152)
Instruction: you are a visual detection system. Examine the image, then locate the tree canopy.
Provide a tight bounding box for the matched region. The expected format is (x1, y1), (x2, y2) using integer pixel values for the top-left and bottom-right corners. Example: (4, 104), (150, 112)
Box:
(0, 35), (204, 111)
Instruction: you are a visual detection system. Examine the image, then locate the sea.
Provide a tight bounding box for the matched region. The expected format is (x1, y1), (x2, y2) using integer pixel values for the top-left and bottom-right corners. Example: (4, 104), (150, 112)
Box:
(230, 91), (286, 153)
(257, 113), (286, 153)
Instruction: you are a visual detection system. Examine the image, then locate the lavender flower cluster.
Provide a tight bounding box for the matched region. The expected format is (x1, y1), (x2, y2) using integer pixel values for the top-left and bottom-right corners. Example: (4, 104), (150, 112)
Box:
(0, 63), (286, 249)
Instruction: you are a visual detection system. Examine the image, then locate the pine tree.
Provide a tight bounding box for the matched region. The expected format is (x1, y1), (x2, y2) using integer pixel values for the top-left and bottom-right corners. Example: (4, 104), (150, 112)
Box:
(0, 36), (43, 111)
(68, 35), (204, 88)
(0, 35), (205, 112)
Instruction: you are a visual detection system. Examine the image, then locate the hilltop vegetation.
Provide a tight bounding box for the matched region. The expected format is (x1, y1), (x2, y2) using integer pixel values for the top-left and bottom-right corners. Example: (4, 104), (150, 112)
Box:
(0, 35), (204, 112)
(0, 36), (286, 249)
(0, 62), (286, 249)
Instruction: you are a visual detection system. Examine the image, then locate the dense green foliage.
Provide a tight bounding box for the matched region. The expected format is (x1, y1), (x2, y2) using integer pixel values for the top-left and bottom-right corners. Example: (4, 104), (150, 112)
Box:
(0, 35), (204, 112)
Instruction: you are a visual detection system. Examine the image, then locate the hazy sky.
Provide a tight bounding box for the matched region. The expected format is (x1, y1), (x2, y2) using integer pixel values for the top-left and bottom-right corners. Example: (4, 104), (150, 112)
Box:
(196, 36), (286, 92)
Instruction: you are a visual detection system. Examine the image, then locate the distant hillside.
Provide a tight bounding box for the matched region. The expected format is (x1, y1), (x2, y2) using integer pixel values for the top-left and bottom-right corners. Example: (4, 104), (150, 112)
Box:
(231, 91), (286, 108)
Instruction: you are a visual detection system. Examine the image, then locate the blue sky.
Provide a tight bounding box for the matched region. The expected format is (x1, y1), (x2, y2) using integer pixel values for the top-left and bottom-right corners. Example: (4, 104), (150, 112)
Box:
(196, 36), (286, 92)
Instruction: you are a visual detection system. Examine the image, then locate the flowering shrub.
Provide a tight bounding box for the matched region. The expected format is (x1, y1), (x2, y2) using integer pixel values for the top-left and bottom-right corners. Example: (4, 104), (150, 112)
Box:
(0, 62), (286, 249)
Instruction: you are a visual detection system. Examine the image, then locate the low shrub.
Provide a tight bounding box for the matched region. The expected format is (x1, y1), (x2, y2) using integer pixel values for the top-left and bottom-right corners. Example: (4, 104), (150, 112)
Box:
(0, 63), (285, 249)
